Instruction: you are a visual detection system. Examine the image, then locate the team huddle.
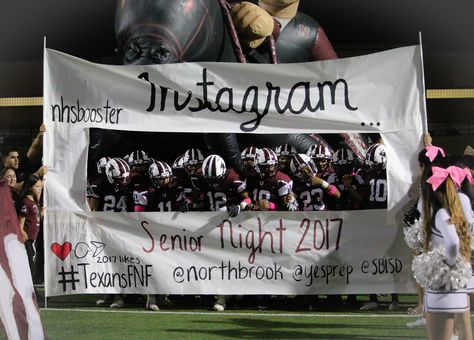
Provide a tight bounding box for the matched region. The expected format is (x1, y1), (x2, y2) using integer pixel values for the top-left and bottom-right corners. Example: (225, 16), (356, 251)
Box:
(86, 142), (388, 215)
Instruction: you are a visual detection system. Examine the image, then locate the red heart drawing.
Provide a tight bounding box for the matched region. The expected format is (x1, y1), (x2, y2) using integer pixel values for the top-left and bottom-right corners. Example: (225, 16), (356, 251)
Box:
(50, 242), (72, 261)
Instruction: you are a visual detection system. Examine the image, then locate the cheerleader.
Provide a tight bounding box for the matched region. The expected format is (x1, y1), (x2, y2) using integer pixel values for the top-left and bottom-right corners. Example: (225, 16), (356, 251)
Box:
(413, 165), (473, 340)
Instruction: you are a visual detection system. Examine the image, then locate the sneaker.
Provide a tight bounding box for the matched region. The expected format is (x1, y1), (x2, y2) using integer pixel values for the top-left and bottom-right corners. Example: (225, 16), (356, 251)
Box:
(359, 301), (379, 311)
(110, 296), (125, 308)
(388, 301), (399, 311)
(146, 295), (159, 311)
(96, 295), (113, 306)
(406, 317), (426, 328)
(213, 296), (226, 312)
(213, 303), (225, 312)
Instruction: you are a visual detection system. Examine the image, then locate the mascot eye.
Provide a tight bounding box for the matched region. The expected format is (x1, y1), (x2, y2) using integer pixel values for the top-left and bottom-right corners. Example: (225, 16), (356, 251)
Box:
(152, 47), (170, 63)
(124, 42), (142, 62)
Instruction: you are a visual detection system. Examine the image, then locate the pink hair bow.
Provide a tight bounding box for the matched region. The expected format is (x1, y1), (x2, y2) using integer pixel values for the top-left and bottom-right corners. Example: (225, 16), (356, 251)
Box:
(463, 167), (474, 184)
(425, 145), (446, 162)
(427, 166), (469, 191)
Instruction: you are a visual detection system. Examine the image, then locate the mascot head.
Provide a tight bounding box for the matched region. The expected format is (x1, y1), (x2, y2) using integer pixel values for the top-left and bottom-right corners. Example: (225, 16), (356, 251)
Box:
(115, 0), (223, 64)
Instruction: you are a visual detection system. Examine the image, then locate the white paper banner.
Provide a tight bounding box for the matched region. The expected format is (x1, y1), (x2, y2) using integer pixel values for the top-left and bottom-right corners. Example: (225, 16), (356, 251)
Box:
(43, 47), (424, 296)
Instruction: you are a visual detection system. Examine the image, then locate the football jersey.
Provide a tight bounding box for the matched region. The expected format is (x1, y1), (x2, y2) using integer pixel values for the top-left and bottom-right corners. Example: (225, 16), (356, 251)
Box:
(88, 179), (131, 212)
(202, 168), (247, 212)
(364, 171), (388, 209)
(247, 170), (293, 210)
(139, 185), (182, 212)
(326, 172), (366, 210)
(292, 177), (327, 211)
(175, 174), (207, 211)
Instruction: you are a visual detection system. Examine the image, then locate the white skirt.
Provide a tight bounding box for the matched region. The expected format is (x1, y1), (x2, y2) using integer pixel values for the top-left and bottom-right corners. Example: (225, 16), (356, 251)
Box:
(424, 290), (469, 313)
(459, 274), (474, 293)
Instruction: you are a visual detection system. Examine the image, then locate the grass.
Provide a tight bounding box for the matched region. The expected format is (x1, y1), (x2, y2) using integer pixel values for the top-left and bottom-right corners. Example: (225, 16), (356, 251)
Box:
(31, 292), (433, 339)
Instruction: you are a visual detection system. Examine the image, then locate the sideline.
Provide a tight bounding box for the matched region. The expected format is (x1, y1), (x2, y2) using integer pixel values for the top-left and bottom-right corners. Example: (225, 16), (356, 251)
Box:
(40, 308), (426, 318)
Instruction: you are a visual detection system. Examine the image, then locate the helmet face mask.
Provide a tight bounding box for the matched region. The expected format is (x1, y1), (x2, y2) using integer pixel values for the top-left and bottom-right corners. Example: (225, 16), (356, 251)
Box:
(314, 158), (329, 172)
(332, 148), (356, 177)
(290, 153), (317, 183)
(275, 144), (295, 171)
(149, 162), (173, 188)
(307, 144), (333, 172)
(183, 148), (204, 176)
(258, 163), (277, 178)
(241, 147), (258, 175)
(128, 150), (150, 174)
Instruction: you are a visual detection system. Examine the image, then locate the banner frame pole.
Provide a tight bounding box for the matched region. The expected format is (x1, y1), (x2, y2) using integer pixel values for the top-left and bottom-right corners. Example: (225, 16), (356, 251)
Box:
(43, 35), (48, 310)
(418, 31), (429, 134)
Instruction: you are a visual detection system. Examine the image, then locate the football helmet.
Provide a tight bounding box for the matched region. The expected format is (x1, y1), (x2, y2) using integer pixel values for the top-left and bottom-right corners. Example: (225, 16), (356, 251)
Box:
(128, 150), (150, 174)
(290, 153), (318, 182)
(365, 143), (387, 172)
(172, 155), (185, 170)
(149, 161), (173, 188)
(332, 148), (356, 176)
(307, 144), (333, 173)
(202, 155), (227, 188)
(275, 144), (296, 171)
(241, 146), (258, 162)
(96, 156), (111, 174)
(105, 158), (131, 188)
(128, 150), (150, 166)
(255, 147), (278, 178)
(183, 148), (205, 175)
(275, 144), (296, 157)
(241, 146), (258, 174)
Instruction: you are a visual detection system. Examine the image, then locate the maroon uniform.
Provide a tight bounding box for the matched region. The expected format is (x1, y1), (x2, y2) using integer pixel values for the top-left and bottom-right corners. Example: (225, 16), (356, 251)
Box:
(326, 172), (366, 210)
(363, 171), (388, 209)
(202, 168), (247, 212)
(247, 170), (293, 210)
(88, 179), (130, 212)
(134, 183), (182, 212)
(19, 197), (40, 241)
(292, 178), (327, 211)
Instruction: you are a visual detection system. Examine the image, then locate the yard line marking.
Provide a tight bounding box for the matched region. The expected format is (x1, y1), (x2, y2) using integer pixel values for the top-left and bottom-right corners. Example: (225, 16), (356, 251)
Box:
(40, 308), (428, 318)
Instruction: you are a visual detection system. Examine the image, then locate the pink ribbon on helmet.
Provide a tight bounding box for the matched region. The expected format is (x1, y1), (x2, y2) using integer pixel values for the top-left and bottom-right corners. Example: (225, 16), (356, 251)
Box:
(427, 166), (470, 191)
(425, 145), (446, 162)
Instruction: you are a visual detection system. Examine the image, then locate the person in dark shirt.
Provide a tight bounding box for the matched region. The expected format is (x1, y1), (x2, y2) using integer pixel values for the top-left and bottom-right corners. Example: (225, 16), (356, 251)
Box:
(2, 124), (48, 191)
(18, 175), (44, 278)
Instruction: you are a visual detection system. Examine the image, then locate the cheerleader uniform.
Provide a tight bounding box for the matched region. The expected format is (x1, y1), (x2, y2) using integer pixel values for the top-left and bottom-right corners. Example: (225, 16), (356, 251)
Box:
(458, 192), (474, 293)
(424, 208), (470, 313)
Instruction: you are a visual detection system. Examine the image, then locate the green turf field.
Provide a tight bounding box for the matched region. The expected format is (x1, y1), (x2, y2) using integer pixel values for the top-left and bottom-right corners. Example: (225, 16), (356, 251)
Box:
(34, 292), (434, 339)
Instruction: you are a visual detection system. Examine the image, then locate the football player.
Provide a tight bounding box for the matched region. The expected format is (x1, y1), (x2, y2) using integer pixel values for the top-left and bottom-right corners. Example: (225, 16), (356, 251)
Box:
(133, 161), (183, 212)
(306, 143), (335, 179)
(88, 157), (131, 212)
(128, 149), (151, 190)
(240, 146), (259, 180)
(363, 143), (388, 209)
(87, 156), (110, 209)
(88, 157), (131, 309)
(275, 144), (296, 175)
(201, 154), (252, 217)
(180, 148), (207, 211)
(247, 147), (298, 211)
(290, 153), (340, 211)
(326, 148), (366, 210)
